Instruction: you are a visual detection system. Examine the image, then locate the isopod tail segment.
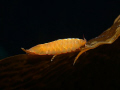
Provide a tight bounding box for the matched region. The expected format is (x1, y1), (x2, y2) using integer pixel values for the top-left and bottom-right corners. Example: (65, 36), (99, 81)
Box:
(21, 48), (37, 55)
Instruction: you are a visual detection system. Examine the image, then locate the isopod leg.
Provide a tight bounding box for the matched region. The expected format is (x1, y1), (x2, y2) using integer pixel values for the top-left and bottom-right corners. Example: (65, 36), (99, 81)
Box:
(73, 48), (90, 65)
(51, 55), (57, 61)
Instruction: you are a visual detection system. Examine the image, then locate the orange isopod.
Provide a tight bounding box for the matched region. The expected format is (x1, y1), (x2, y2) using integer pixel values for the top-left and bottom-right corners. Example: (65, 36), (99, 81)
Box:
(21, 38), (86, 65)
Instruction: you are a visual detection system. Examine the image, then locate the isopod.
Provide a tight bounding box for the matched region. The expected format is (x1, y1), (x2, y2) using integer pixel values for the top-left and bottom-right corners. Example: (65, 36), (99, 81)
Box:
(21, 38), (86, 65)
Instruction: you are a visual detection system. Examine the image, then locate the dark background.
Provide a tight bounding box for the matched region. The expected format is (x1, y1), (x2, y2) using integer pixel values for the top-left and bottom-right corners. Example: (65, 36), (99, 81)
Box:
(1, 1), (120, 59)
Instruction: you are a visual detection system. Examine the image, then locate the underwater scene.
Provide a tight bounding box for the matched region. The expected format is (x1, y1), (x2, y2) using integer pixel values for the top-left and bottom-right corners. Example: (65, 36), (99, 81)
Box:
(1, 1), (120, 89)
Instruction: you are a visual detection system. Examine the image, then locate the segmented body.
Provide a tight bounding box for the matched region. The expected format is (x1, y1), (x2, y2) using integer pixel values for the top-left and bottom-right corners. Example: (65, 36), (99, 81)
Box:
(22, 38), (86, 64)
